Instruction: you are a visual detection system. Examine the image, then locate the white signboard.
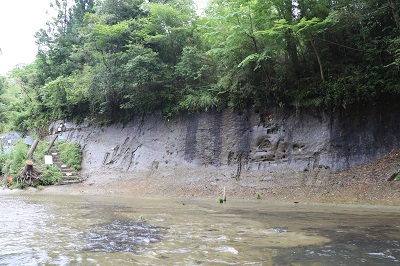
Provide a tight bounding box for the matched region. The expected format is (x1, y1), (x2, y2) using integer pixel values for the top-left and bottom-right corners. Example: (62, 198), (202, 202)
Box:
(45, 155), (53, 165)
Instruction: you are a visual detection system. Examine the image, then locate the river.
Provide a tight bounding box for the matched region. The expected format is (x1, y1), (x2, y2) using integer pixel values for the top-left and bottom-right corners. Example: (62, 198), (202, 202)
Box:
(0, 194), (399, 265)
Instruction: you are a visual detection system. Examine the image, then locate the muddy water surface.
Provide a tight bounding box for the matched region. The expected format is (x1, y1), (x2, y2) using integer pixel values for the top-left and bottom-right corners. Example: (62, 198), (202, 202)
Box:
(0, 194), (399, 265)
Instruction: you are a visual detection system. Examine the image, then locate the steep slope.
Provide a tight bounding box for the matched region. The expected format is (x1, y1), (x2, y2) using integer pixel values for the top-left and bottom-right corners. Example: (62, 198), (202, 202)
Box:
(47, 106), (400, 204)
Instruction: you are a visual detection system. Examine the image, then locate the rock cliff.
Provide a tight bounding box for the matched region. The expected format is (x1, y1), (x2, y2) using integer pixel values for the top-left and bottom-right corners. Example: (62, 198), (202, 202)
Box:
(56, 104), (400, 188)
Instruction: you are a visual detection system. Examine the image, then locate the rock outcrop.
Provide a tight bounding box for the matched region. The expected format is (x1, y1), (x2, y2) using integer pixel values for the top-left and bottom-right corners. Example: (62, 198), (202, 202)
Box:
(54, 104), (400, 188)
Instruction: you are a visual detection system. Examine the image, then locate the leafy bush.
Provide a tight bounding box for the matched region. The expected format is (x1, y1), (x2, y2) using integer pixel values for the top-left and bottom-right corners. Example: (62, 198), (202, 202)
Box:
(10, 139), (29, 173)
(56, 140), (82, 170)
(8, 182), (28, 190)
(1, 136), (48, 170)
(0, 139), (29, 176)
(0, 136), (76, 188)
(39, 165), (63, 185)
(178, 89), (220, 113)
(0, 152), (10, 176)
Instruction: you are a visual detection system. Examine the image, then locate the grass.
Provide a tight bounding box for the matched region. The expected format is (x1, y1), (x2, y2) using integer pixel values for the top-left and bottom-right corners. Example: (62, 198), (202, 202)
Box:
(56, 140), (82, 170)
(256, 191), (261, 200)
(38, 165), (63, 185)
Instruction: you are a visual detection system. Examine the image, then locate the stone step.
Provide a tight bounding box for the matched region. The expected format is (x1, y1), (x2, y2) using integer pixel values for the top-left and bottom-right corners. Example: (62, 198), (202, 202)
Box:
(63, 171), (77, 176)
(61, 176), (80, 181)
(61, 172), (79, 177)
(49, 146), (81, 185)
(62, 173), (77, 177)
(59, 180), (81, 185)
(62, 175), (79, 179)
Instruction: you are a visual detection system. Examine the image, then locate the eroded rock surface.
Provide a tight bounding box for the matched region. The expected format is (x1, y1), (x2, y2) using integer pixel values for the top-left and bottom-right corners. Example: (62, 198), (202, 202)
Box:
(54, 105), (400, 189)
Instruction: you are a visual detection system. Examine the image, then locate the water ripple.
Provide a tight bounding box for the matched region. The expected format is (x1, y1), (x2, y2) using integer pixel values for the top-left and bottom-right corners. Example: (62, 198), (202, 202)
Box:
(83, 220), (166, 253)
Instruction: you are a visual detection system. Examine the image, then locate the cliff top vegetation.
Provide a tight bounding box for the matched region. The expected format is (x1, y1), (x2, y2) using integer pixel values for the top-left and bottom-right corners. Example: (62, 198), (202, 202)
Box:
(0, 0), (399, 136)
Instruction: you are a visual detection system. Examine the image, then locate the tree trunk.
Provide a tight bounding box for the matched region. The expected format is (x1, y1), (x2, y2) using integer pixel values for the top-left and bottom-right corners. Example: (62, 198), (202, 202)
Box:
(246, 3), (272, 84)
(309, 35), (325, 82)
(388, 0), (400, 33)
(286, 30), (300, 77)
(23, 161), (34, 175)
(45, 135), (59, 153)
(26, 139), (39, 160)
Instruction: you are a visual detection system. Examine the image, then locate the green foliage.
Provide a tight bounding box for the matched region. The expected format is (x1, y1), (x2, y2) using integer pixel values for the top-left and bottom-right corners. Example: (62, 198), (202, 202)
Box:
(178, 89), (220, 113)
(39, 165), (63, 186)
(175, 46), (217, 87)
(97, 0), (143, 24)
(395, 173), (400, 181)
(0, 76), (24, 133)
(9, 139), (29, 173)
(0, 76), (7, 96)
(120, 44), (167, 116)
(8, 182), (28, 190)
(256, 191), (261, 200)
(0, 137), (48, 178)
(56, 140), (82, 170)
(0, 153), (10, 177)
(0, 136), (72, 188)
(0, 0), (397, 126)
(91, 20), (132, 53)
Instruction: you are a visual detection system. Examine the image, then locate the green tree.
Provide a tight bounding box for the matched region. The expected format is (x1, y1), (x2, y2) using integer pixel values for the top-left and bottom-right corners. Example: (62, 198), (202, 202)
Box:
(5, 0), (398, 130)
(119, 44), (167, 116)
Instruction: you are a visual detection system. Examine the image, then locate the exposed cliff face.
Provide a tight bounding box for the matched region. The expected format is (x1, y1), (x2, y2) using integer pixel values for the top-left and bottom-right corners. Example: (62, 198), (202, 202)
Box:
(57, 104), (400, 187)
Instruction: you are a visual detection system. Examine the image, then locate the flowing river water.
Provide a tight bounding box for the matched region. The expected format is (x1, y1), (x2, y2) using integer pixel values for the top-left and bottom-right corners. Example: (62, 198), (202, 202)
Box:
(0, 194), (399, 265)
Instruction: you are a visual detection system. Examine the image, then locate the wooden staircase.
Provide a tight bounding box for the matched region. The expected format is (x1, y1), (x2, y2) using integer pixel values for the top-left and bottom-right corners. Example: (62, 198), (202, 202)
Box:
(50, 146), (81, 185)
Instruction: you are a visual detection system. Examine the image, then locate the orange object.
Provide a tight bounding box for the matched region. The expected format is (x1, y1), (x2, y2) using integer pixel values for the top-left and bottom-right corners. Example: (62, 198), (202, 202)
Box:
(7, 177), (12, 183)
